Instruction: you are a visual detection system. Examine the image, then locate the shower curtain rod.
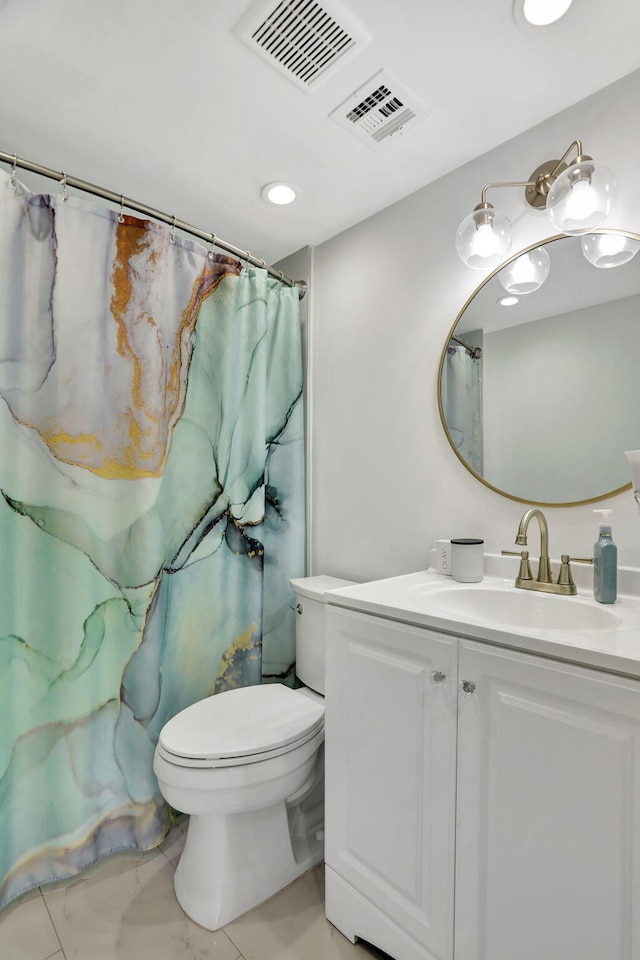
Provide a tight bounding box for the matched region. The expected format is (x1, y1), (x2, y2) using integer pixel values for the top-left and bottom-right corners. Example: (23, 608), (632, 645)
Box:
(451, 333), (482, 358)
(0, 150), (306, 299)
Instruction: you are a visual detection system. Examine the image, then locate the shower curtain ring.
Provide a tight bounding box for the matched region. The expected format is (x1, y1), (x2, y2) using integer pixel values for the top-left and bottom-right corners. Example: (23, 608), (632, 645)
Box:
(60, 171), (69, 203)
(118, 195), (125, 224)
(208, 234), (217, 261)
(10, 153), (17, 189)
(244, 251), (253, 274)
(169, 215), (176, 243)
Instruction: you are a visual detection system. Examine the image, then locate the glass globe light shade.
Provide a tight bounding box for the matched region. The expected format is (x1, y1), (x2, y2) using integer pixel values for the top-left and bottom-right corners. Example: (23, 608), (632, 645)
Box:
(498, 246), (551, 294)
(455, 206), (512, 269)
(546, 159), (616, 235)
(581, 233), (640, 269)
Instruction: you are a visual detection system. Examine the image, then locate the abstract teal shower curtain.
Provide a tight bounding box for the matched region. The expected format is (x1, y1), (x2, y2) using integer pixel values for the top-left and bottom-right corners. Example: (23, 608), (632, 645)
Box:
(0, 170), (304, 908)
(442, 342), (483, 475)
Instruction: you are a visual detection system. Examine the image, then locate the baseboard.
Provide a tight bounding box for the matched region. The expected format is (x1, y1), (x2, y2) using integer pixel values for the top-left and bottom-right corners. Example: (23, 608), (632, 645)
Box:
(324, 865), (437, 960)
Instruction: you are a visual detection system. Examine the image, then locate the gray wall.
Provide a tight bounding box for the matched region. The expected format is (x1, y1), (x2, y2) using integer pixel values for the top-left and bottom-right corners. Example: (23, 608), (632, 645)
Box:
(483, 294), (640, 503)
(308, 70), (640, 580)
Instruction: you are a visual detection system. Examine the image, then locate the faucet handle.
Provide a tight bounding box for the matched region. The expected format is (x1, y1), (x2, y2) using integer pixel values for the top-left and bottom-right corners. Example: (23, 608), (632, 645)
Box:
(557, 554), (575, 587)
(502, 549), (533, 581)
(557, 554), (594, 587)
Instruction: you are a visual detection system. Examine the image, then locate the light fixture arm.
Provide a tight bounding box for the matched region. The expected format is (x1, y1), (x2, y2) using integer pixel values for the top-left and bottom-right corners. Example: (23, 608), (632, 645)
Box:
(474, 140), (590, 213)
(548, 139), (585, 180)
(478, 178), (537, 207)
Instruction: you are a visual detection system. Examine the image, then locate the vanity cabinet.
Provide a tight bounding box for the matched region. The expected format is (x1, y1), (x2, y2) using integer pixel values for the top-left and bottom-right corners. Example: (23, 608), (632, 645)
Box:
(325, 605), (640, 960)
(324, 608), (458, 960)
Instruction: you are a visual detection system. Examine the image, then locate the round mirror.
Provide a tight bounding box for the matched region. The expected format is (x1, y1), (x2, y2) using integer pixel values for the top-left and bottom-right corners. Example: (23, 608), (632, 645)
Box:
(438, 230), (640, 506)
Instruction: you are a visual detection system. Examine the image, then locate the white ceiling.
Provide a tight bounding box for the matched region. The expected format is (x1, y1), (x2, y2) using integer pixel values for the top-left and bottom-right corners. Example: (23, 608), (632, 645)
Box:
(1, 0), (640, 266)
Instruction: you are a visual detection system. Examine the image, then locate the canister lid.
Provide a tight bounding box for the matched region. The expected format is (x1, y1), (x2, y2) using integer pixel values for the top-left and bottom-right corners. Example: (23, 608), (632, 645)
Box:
(451, 538), (484, 545)
(158, 684), (324, 761)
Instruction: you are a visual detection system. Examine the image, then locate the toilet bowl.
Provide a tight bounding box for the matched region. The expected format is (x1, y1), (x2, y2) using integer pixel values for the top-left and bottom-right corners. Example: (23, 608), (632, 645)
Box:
(153, 575), (354, 930)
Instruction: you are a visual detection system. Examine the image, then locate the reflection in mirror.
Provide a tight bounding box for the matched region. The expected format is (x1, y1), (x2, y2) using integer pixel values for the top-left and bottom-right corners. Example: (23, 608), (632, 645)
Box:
(439, 231), (640, 506)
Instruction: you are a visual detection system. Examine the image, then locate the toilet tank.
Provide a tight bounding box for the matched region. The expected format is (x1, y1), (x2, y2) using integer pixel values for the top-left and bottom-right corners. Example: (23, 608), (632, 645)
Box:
(289, 576), (355, 695)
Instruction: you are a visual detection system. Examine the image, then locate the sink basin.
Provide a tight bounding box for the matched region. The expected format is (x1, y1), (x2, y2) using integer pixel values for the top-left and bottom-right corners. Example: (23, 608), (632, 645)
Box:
(411, 582), (619, 631)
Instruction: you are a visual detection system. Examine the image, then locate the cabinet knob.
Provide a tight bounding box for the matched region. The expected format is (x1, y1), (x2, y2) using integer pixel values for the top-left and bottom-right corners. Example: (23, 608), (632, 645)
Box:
(432, 670), (446, 683)
(461, 680), (476, 695)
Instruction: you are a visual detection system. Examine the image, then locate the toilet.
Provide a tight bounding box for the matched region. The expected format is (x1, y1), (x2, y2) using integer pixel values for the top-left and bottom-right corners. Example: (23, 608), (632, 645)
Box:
(153, 574), (354, 930)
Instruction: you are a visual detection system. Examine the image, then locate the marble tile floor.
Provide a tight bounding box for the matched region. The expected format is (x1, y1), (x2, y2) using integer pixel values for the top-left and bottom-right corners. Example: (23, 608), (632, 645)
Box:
(0, 820), (391, 960)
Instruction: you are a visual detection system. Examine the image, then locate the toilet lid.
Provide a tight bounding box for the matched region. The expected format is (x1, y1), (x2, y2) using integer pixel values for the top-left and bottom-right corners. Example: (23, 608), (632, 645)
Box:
(158, 683), (324, 762)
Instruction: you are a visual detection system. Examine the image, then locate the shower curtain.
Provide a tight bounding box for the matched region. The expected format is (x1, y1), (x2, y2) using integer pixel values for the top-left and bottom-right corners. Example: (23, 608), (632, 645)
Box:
(0, 169), (304, 908)
(442, 342), (483, 474)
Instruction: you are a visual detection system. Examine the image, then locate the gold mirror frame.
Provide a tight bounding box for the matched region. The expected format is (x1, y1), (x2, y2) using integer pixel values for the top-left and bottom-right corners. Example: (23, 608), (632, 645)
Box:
(438, 230), (638, 508)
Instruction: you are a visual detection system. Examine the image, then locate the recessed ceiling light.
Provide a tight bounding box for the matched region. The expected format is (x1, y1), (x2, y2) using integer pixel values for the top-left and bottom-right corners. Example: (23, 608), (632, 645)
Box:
(498, 296), (520, 307)
(518, 0), (573, 26)
(262, 182), (298, 205)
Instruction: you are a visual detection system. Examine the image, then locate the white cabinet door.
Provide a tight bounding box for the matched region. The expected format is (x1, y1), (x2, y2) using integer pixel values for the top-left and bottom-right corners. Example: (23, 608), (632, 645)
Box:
(325, 606), (458, 960)
(455, 639), (640, 960)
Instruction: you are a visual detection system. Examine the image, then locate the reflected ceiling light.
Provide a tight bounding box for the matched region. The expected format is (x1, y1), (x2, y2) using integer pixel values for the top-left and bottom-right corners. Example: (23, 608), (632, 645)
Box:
(498, 246), (551, 295)
(580, 233), (640, 269)
(262, 182), (298, 205)
(455, 139), (616, 270)
(521, 0), (573, 26)
(498, 296), (520, 307)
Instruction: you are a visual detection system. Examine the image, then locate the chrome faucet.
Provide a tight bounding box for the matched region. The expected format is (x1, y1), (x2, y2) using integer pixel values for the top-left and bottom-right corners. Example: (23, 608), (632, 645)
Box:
(502, 507), (592, 596)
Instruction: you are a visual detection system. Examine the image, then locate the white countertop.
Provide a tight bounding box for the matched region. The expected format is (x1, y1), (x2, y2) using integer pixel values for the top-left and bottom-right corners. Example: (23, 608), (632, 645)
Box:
(325, 555), (640, 680)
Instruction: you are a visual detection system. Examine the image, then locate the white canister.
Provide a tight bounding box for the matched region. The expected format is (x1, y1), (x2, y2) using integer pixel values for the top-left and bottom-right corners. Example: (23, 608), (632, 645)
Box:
(451, 538), (484, 583)
(435, 539), (452, 576)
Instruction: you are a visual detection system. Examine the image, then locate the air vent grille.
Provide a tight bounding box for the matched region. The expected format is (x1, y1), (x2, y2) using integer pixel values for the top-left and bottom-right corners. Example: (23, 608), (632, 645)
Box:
(330, 70), (429, 149)
(235, 0), (370, 91)
(253, 1), (354, 85)
(370, 107), (416, 142)
(346, 85), (393, 122)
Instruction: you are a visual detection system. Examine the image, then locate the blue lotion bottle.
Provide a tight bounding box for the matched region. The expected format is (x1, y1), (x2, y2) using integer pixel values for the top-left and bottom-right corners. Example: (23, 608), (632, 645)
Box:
(593, 509), (617, 604)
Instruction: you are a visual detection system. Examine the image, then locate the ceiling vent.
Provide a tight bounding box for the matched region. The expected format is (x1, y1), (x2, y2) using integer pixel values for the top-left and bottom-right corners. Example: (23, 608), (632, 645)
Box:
(234, 0), (370, 91)
(329, 69), (429, 148)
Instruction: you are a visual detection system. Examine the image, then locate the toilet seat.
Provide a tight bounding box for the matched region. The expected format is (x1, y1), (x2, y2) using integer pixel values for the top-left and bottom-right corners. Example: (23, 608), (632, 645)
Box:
(157, 684), (324, 769)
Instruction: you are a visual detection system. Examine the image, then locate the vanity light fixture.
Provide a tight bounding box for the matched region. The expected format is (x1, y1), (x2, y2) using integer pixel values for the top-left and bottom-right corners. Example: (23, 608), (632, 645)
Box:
(581, 233), (640, 269)
(262, 181), (298, 205)
(455, 139), (616, 270)
(498, 246), (550, 295)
